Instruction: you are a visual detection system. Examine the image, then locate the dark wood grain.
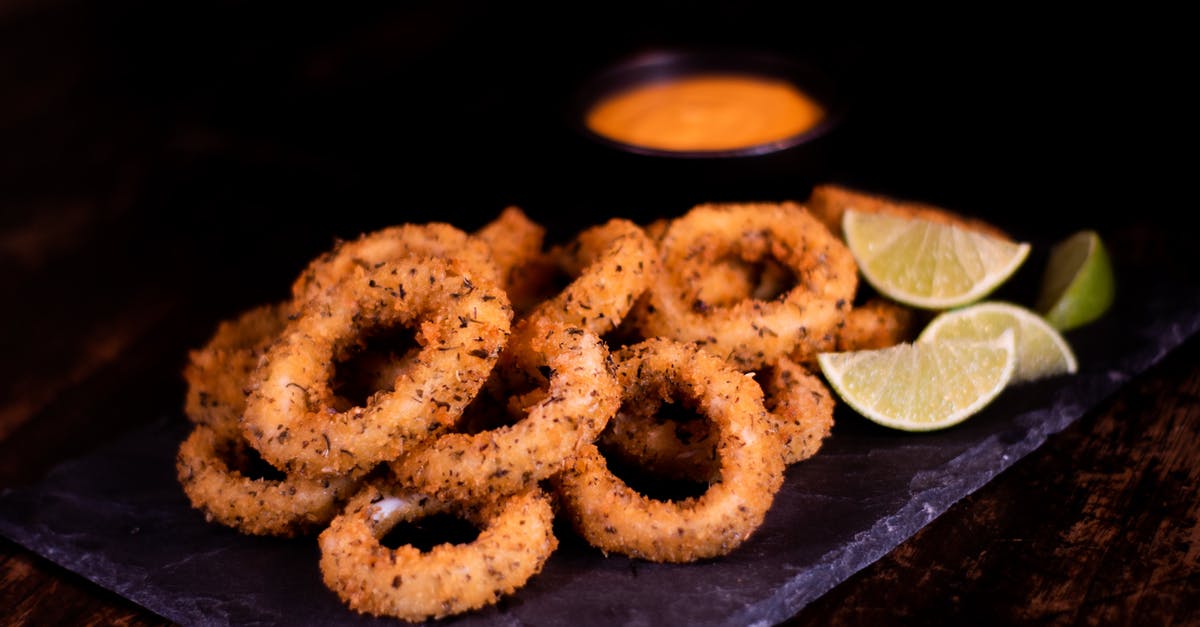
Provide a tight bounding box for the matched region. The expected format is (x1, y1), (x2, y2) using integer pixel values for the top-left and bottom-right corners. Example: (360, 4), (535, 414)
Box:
(1, 2), (1193, 626)
(1, 539), (172, 627)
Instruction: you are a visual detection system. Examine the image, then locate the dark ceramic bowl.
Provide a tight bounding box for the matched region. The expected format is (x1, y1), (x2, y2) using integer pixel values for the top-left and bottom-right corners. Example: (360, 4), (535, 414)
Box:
(570, 47), (845, 160)
(564, 48), (846, 209)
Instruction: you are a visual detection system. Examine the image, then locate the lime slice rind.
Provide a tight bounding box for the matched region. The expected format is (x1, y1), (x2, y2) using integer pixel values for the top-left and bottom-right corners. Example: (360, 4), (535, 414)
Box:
(1036, 230), (1115, 331)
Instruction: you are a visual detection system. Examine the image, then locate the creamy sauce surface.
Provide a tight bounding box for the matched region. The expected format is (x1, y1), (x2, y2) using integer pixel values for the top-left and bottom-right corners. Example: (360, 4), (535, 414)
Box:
(585, 74), (824, 152)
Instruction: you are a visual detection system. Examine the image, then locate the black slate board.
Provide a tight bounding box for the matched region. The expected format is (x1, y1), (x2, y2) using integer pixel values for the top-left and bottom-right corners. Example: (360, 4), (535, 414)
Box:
(3, 254), (1199, 627)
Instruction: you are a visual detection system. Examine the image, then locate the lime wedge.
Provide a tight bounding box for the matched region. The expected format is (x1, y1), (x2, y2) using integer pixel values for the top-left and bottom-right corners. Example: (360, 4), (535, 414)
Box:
(1036, 230), (1115, 331)
(817, 330), (1017, 432)
(919, 301), (1077, 383)
(843, 210), (1031, 310)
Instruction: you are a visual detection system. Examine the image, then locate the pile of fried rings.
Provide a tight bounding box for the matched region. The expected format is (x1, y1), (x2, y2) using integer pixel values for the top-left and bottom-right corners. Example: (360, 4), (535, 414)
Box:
(178, 185), (1007, 621)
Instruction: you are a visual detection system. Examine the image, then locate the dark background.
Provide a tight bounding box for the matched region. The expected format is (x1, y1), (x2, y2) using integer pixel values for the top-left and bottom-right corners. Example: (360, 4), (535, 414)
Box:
(4, 2), (1178, 241)
(2, 4), (1197, 625)
(5, 3), (1182, 433)
(0, 1), (1182, 432)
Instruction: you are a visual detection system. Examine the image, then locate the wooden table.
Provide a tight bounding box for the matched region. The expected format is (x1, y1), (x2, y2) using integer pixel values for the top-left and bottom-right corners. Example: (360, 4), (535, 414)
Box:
(3, 3), (1195, 625)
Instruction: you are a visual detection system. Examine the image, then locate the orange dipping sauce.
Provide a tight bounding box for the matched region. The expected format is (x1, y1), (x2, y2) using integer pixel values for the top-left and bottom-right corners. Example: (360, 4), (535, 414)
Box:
(584, 74), (825, 153)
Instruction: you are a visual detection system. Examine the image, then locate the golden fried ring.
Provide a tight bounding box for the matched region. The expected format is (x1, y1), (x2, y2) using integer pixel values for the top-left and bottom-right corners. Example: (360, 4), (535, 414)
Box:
(635, 202), (857, 370)
(243, 257), (512, 478)
(183, 300), (429, 443)
(596, 395), (717, 482)
(318, 482), (557, 622)
(683, 257), (757, 309)
(473, 206), (550, 314)
(552, 338), (785, 563)
(641, 217), (670, 243)
(526, 217), (659, 338)
(390, 318), (620, 501)
(290, 222), (502, 307)
(761, 357), (835, 465)
(473, 206), (545, 278)
(650, 233), (912, 360)
(835, 297), (919, 353)
(176, 424), (360, 537)
(598, 356), (834, 480)
(682, 256), (797, 310)
(183, 302), (288, 441)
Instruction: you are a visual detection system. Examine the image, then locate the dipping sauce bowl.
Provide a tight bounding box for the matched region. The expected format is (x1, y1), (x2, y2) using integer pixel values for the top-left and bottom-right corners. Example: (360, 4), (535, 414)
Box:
(566, 47), (845, 208)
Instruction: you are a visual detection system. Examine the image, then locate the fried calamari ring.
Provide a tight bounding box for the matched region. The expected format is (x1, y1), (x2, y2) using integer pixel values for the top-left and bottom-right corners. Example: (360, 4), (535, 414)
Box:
(481, 217), (659, 403)
(243, 256), (512, 478)
(806, 183), (1011, 241)
(684, 258), (756, 309)
(553, 338), (785, 563)
(390, 318), (620, 501)
(318, 481), (557, 622)
(599, 356), (834, 480)
(473, 206), (545, 276)
(176, 424), (360, 537)
(597, 395), (717, 482)
(290, 222), (502, 307)
(500, 251), (563, 319)
(635, 202), (857, 369)
(473, 206), (549, 313)
(835, 297), (919, 353)
(641, 217), (670, 243)
(760, 357), (835, 465)
(655, 234), (911, 359)
(524, 217), (658, 338)
(184, 299), (427, 442)
(184, 302), (288, 440)
(684, 256), (795, 310)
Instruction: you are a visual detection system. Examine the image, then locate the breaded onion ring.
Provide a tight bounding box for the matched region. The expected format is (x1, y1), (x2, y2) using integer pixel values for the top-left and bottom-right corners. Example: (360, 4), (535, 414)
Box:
(176, 424), (360, 537)
(390, 318), (620, 501)
(806, 183), (1011, 241)
(635, 202), (857, 370)
(553, 338), (785, 563)
(318, 482), (557, 622)
(184, 302), (288, 440)
(242, 256), (512, 478)
(290, 222), (502, 307)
